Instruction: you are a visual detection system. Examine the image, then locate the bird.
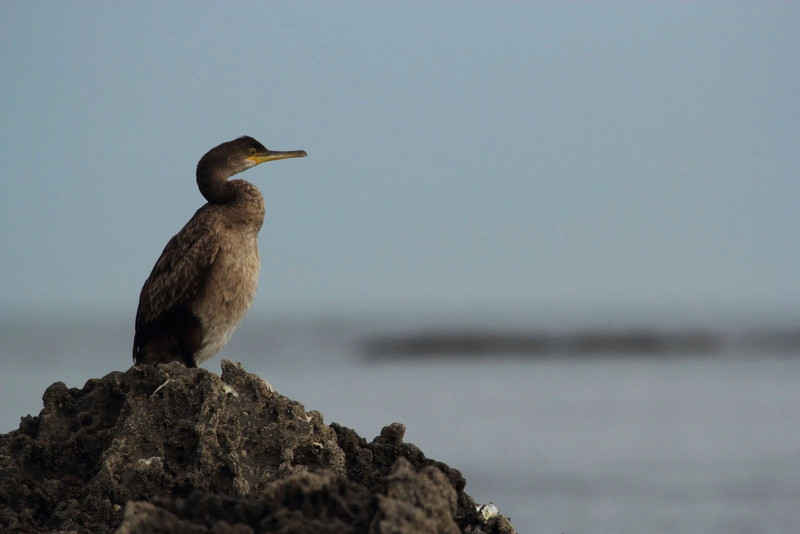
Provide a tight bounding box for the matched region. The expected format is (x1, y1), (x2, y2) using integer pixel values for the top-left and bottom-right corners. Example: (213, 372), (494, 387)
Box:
(132, 136), (306, 367)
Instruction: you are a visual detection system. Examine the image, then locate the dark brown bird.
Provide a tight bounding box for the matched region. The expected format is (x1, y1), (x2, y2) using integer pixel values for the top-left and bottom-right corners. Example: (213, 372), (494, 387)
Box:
(133, 136), (306, 366)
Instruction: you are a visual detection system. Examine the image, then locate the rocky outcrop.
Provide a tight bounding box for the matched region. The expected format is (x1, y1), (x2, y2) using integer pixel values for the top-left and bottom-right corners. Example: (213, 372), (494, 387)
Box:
(0, 360), (515, 533)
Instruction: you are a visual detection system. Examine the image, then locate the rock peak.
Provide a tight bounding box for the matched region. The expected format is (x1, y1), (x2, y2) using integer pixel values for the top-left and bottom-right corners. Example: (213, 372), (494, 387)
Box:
(0, 360), (515, 533)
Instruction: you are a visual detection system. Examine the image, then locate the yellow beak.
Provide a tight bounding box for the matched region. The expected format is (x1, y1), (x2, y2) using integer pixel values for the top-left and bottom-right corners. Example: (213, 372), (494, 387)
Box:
(248, 149), (307, 164)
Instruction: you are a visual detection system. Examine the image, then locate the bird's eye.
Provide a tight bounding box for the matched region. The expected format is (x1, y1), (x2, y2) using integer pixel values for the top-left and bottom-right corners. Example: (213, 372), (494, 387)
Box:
(248, 147), (257, 156)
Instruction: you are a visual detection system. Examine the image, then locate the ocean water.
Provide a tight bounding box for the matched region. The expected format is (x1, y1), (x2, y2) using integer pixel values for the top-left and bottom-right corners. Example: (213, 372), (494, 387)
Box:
(1, 310), (799, 534)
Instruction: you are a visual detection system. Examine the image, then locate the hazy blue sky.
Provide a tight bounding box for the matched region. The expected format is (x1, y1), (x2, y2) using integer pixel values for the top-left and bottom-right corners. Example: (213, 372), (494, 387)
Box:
(2, 2), (799, 320)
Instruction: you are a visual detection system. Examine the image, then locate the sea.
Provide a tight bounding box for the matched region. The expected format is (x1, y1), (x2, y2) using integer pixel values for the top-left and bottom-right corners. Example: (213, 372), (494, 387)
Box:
(1, 307), (798, 534)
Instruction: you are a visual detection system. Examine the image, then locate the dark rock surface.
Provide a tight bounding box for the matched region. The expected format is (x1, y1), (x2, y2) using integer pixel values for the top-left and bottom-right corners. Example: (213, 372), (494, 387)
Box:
(0, 360), (515, 533)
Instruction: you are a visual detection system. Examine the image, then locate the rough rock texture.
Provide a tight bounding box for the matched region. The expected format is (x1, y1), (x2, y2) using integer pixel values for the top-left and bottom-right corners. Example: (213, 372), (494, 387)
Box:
(0, 360), (515, 533)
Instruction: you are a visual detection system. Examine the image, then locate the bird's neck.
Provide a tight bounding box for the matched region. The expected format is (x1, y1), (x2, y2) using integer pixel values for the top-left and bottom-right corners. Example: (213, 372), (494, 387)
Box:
(197, 169), (265, 230)
(197, 167), (239, 204)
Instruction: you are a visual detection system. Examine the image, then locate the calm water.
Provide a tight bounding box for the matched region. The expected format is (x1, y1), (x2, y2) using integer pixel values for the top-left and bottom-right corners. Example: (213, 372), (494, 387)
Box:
(1, 311), (799, 534)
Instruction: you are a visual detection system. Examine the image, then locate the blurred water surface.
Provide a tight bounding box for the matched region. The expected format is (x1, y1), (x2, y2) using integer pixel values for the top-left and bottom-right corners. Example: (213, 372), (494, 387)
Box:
(1, 310), (798, 534)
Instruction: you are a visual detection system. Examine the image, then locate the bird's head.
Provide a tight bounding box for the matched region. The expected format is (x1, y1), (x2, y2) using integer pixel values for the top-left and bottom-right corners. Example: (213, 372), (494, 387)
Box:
(197, 136), (307, 179)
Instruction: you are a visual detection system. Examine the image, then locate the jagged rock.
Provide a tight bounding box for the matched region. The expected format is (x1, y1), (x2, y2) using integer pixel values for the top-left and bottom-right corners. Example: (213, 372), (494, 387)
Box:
(0, 359), (515, 533)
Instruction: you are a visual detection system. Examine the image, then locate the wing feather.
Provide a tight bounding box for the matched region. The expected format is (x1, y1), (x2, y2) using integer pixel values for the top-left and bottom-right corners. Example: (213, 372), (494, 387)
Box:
(134, 207), (221, 335)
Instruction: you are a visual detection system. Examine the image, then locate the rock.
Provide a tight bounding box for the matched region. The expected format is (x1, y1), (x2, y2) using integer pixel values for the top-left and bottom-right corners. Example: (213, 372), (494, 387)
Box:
(0, 359), (515, 533)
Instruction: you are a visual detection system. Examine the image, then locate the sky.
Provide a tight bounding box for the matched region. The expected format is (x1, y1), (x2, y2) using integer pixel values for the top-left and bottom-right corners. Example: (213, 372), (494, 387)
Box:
(2, 2), (799, 321)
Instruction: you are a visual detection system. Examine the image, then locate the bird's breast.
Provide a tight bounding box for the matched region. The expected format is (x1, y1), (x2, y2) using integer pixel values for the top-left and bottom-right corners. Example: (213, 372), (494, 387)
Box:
(191, 233), (260, 364)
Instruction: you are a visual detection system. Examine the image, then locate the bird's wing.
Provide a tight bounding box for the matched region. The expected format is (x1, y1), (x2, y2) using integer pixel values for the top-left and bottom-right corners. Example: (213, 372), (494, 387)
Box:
(134, 210), (220, 334)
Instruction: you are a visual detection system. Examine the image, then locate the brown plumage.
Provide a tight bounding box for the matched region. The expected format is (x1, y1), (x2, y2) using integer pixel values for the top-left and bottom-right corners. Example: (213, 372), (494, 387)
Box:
(133, 136), (306, 366)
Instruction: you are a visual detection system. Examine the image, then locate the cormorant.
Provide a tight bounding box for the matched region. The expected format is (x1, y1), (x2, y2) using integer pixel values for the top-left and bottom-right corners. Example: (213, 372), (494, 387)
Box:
(133, 136), (306, 366)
